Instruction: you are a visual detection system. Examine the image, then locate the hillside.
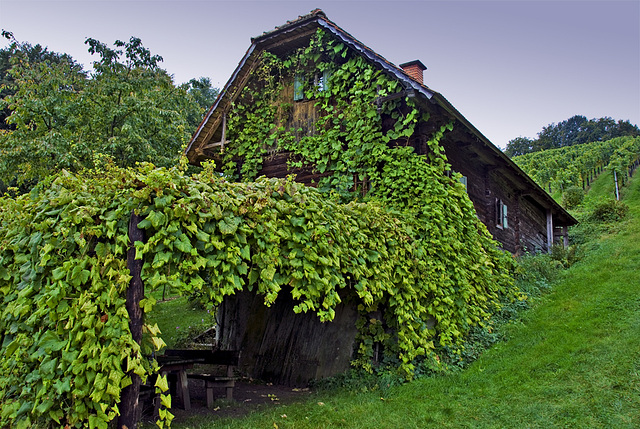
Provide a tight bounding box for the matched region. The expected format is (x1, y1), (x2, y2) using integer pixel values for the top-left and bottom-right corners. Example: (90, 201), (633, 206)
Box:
(512, 136), (640, 199)
(171, 172), (640, 428)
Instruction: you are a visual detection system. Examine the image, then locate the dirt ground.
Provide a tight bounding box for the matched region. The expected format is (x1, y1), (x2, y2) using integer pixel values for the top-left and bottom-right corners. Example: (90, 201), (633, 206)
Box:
(145, 378), (315, 423)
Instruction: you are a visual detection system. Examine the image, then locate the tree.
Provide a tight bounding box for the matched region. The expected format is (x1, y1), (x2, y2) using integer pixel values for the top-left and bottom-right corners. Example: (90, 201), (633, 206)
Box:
(1, 30), (83, 131)
(505, 115), (640, 157)
(0, 36), (203, 185)
(504, 136), (535, 157)
(183, 76), (219, 128)
(186, 77), (219, 111)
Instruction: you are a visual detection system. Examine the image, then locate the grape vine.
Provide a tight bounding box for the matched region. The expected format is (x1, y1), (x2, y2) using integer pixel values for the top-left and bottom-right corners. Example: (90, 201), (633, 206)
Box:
(513, 136), (640, 195)
(0, 29), (520, 428)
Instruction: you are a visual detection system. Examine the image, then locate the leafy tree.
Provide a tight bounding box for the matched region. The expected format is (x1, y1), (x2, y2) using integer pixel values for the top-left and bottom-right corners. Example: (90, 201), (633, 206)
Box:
(0, 36), (203, 185)
(186, 77), (219, 110)
(504, 136), (535, 157)
(505, 115), (640, 157)
(1, 30), (83, 131)
(180, 76), (219, 129)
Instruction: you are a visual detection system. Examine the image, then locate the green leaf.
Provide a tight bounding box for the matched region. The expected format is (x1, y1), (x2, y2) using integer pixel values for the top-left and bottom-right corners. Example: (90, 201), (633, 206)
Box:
(219, 216), (241, 235)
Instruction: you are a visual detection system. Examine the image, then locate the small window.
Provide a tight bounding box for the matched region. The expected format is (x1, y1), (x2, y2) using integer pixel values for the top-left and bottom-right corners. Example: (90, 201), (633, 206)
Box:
(496, 199), (508, 229)
(294, 70), (330, 101)
(353, 173), (369, 197)
(317, 69), (330, 92)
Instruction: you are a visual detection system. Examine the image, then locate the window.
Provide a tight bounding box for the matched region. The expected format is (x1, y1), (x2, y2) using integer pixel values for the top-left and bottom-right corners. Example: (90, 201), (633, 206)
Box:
(353, 173), (370, 197)
(293, 70), (330, 101)
(496, 199), (508, 229)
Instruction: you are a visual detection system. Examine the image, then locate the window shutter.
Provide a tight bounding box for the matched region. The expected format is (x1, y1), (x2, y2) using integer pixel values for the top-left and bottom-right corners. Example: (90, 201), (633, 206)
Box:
(459, 175), (468, 191)
(502, 204), (508, 229)
(294, 74), (304, 101)
(322, 69), (331, 91)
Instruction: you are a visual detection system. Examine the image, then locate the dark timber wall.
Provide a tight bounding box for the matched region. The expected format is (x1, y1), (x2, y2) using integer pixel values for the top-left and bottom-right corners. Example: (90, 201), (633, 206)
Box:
(218, 289), (359, 386)
(441, 136), (550, 254)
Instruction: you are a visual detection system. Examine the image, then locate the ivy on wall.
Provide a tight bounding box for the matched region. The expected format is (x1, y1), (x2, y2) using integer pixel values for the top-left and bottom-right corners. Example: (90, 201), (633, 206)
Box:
(217, 29), (519, 369)
(0, 30), (518, 428)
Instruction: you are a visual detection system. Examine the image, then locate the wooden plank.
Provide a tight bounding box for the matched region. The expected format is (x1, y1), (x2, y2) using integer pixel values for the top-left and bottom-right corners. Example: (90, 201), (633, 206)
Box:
(164, 349), (240, 365)
(177, 370), (191, 411)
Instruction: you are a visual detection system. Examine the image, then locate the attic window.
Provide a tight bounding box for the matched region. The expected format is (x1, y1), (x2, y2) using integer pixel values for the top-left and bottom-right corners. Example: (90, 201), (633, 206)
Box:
(496, 199), (508, 229)
(294, 70), (330, 101)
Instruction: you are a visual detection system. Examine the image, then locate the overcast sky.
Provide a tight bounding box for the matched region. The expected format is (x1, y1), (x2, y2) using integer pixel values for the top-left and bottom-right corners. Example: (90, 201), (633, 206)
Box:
(1, 0), (638, 149)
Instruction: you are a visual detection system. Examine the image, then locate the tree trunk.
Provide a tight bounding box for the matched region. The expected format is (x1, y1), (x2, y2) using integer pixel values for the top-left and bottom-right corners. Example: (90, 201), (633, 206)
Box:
(118, 212), (146, 429)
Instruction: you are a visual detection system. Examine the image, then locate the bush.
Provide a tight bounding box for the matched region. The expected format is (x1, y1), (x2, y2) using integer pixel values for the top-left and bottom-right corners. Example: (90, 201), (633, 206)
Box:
(562, 186), (584, 209)
(590, 198), (629, 222)
(515, 252), (563, 286)
(550, 244), (580, 268)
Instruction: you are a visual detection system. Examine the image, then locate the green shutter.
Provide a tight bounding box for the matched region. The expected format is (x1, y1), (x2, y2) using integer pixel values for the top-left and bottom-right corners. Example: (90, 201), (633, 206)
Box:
(502, 204), (508, 229)
(294, 74), (304, 101)
(322, 70), (331, 91)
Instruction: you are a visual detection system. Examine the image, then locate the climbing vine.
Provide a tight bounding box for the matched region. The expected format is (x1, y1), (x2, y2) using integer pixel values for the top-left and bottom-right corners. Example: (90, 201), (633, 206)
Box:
(217, 29), (518, 369)
(0, 29), (518, 428)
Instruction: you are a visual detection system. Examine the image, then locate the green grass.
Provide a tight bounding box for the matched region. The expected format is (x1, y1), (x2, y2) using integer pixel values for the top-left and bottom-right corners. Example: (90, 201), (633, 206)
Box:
(147, 292), (215, 349)
(169, 174), (640, 429)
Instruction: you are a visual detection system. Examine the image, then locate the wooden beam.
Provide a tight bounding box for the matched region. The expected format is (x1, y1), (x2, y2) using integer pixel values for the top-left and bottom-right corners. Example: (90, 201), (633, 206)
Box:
(202, 113), (230, 151)
(260, 26), (318, 51)
(197, 55), (262, 152)
(118, 212), (146, 429)
(546, 209), (553, 253)
(375, 89), (415, 105)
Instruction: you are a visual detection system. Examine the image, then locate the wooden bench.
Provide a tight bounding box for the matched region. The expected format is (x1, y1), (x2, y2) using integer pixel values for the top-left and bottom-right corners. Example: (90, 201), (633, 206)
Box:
(164, 349), (240, 408)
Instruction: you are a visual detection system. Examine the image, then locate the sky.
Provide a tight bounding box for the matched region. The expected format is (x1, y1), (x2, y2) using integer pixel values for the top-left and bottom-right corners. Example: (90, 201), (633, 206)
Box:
(1, 0), (638, 149)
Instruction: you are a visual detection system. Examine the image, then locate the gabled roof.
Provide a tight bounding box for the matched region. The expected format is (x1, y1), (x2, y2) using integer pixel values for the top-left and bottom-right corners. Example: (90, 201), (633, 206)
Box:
(185, 9), (576, 226)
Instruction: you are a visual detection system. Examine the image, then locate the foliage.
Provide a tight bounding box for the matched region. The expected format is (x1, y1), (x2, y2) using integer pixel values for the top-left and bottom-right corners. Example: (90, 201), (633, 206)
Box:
(513, 136), (640, 197)
(562, 185), (584, 209)
(215, 29), (517, 371)
(589, 198), (629, 223)
(0, 35), (202, 186)
(183, 76), (219, 127)
(0, 151), (515, 427)
(1, 30), (84, 132)
(0, 165), (171, 428)
(169, 173), (640, 429)
(0, 30), (517, 428)
(505, 114), (640, 157)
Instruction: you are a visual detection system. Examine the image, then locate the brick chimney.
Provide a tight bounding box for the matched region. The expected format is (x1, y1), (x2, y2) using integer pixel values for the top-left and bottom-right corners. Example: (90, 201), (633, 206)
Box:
(399, 60), (427, 85)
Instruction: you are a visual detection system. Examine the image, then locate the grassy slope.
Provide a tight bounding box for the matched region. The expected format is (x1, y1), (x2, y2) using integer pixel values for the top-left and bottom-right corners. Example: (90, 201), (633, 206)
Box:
(174, 174), (640, 429)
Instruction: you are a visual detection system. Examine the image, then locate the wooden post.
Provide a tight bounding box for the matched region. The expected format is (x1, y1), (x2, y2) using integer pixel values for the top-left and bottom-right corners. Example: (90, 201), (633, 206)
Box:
(546, 209), (553, 254)
(563, 225), (569, 248)
(118, 212), (146, 429)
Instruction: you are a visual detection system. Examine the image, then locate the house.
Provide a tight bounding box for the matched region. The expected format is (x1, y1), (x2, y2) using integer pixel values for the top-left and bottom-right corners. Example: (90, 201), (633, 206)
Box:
(185, 10), (576, 385)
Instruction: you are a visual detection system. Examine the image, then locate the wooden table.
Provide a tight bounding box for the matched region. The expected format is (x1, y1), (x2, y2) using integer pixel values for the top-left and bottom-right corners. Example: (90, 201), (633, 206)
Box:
(156, 355), (205, 411)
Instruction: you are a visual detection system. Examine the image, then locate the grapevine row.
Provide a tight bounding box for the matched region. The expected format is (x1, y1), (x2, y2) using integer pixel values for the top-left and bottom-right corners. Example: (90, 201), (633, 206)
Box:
(512, 136), (640, 195)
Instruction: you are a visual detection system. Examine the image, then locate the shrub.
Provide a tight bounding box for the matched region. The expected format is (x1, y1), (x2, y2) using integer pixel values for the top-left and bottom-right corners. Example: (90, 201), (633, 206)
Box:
(590, 198), (629, 222)
(562, 186), (584, 209)
(550, 244), (580, 268)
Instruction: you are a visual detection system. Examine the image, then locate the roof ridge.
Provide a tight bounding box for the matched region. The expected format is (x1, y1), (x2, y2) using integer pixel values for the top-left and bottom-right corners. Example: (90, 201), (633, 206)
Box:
(254, 8), (327, 41)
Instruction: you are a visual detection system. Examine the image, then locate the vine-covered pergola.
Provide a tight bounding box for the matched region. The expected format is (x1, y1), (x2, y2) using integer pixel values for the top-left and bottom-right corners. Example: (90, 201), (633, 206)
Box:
(0, 159), (516, 428)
